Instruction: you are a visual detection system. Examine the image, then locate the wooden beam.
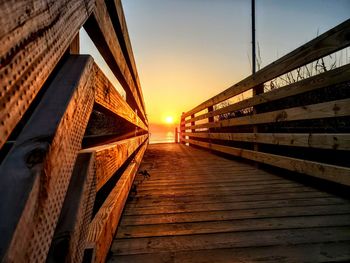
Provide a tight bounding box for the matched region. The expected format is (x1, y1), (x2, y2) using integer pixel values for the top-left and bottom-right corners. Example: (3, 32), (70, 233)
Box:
(94, 64), (148, 131)
(184, 64), (350, 124)
(47, 152), (96, 263)
(0, 56), (95, 262)
(183, 19), (350, 118)
(81, 134), (148, 191)
(183, 138), (350, 186)
(86, 141), (148, 263)
(0, 0), (94, 149)
(70, 32), (80, 54)
(83, 0), (146, 122)
(108, 0), (146, 114)
(182, 132), (350, 151)
(185, 98), (350, 130)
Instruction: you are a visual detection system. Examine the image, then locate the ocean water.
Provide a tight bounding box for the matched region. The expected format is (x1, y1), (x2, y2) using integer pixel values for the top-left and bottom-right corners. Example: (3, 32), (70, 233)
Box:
(149, 131), (175, 144)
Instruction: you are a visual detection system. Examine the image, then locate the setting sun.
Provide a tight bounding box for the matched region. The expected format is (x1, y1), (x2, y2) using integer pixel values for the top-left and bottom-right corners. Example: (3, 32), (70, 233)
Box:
(165, 116), (174, 124)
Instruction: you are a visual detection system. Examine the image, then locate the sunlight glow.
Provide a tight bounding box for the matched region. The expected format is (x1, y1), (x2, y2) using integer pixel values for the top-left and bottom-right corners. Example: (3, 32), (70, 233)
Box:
(165, 116), (174, 124)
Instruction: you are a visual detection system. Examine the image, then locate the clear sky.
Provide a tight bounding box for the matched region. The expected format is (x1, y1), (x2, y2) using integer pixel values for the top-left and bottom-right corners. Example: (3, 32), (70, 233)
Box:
(82, 0), (349, 132)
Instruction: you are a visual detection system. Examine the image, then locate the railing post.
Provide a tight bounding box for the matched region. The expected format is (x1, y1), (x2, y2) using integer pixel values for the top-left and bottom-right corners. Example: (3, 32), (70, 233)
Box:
(69, 32), (80, 54)
(253, 84), (264, 152)
(208, 106), (214, 123)
(180, 113), (185, 144)
(189, 114), (195, 146)
(174, 127), (178, 143)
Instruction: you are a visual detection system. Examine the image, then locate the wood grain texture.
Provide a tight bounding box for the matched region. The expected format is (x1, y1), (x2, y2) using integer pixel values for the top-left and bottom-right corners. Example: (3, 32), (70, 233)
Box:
(0, 0), (94, 149)
(86, 141), (148, 263)
(81, 134), (148, 191)
(184, 63), (350, 124)
(94, 65), (147, 131)
(184, 138), (350, 186)
(185, 98), (350, 130)
(84, 0), (146, 121)
(47, 152), (96, 263)
(182, 132), (350, 150)
(110, 242), (350, 263)
(110, 0), (146, 114)
(183, 19), (350, 118)
(0, 56), (95, 262)
(109, 144), (350, 262)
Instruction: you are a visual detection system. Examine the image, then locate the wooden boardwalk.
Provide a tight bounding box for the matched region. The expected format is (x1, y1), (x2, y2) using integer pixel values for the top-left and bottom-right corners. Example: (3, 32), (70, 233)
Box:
(109, 143), (350, 262)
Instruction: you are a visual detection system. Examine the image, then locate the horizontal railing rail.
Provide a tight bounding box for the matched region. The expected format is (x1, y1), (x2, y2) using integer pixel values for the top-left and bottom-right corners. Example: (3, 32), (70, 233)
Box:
(0, 1), (148, 263)
(180, 19), (350, 187)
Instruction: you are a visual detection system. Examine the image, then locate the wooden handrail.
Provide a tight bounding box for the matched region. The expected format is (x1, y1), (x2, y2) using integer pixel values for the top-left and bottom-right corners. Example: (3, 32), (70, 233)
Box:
(0, 1), (149, 262)
(180, 19), (350, 188)
(182, 19), (350, 119)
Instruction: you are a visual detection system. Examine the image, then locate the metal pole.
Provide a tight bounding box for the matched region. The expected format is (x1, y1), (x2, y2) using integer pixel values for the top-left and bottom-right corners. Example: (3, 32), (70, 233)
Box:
(252, 0), (256, 74)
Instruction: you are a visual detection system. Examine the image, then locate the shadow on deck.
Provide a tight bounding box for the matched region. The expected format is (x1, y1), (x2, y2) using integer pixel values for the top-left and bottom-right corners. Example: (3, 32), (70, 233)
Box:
(109, 143), (350, 262)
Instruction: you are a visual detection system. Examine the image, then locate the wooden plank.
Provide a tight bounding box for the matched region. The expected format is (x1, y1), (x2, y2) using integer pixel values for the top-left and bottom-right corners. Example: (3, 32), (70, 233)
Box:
(182, 132), (350, 150)
(130, 184), (315, 199)
(185, 98), (350, 130)
(121, 204), (350, 226)
(0, 56), (95, 262)
(109, 0), (146, 113)
(112, 226), (350, 255)
(117, 214), (350, 238)
(125, 191), (329, 210)
(110, 242), (350, 263)
(0, 0), (94, 149)
(86, 142), (148, 263)
(109, 144), (350, 261)
(123, 196), (341, 216)
(94, 65), (148, 131)
(184, 63), (350, 124)
(81, 134), (148, 191)
(183, 19), (350, 118)
(70, 32), (80, 54)
(184, 139), (350, 186)
(47, 152), (96, 263)
(131, 180), (293, 192)
(84, 0), (146, 121)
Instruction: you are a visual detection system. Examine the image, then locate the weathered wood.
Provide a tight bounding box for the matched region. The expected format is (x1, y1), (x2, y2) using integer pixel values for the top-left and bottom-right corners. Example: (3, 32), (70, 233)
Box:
(183, 19), (350, 118)
(94, 65), (148, 131)
(109, 0), (146, 113)
(123, 193), (332, 216)
(125, 192), (331, 213)
(184, 138), (350, 186)
(84, 0), (146, 121)
(0, 0), (94, 149)
(86, 142), (148, 263)
(182, 132), (350, 150)
(81, 134), (148, 191)
(117, 214), (350, 238)
(70, 32), (80, 54)
(110, 242), (350, 263)
(47, 152), (96, 263)
(113, 227), (350, 255)
(185, 63), (350, 124)
(185, 98), (350, 130)
(0, 56), (95, 262)
(108, 144), (350, 262)
(121, 204), (350, 226)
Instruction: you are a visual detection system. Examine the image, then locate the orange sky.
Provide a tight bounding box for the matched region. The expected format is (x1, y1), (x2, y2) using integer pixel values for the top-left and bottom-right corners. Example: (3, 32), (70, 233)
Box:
(81, 0), (350, 130)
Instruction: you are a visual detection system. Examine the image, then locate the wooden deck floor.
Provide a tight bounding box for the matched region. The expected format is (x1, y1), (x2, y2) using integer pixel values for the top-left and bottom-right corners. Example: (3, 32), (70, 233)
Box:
(108, 143), (350, 263)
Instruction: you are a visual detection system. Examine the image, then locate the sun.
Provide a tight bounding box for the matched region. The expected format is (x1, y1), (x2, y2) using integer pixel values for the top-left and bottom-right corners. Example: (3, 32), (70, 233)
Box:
(165, 116), (174, 124)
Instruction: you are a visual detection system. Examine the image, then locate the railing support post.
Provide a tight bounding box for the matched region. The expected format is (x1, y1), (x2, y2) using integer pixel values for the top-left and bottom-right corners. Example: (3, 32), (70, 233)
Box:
(175, 127), (178, 143)
(189, 114), (195, 146)
(253, 84), (264, 153)
(180, 113), (185, 144)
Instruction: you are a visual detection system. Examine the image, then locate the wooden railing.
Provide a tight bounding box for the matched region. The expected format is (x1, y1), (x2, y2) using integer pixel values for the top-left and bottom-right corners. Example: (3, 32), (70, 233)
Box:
(0, 1), (148, 263)
(180, 19), (350, 187)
